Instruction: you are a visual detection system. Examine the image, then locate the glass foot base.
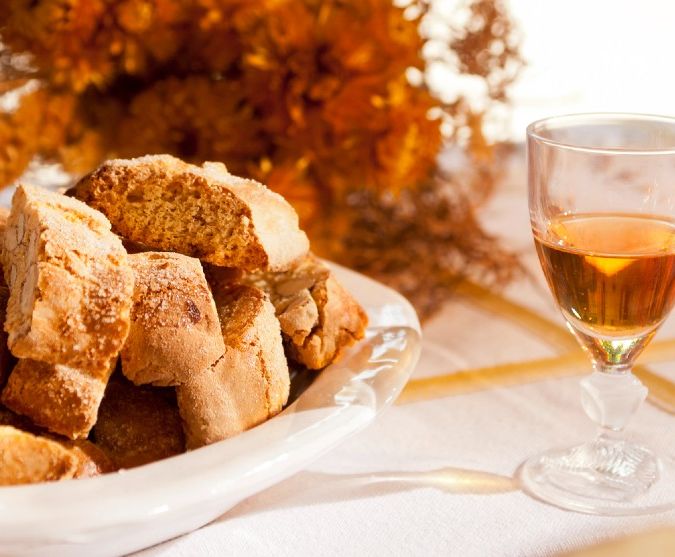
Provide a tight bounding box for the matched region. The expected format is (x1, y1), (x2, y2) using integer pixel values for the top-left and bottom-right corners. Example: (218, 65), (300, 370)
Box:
(519, 437), (675, 515)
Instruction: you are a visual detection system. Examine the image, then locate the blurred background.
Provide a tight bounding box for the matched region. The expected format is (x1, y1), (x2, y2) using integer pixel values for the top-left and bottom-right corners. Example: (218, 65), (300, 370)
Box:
(508, 0), (675, 139)
(428, 0), (675, 142)
(0, 0), (673, 317)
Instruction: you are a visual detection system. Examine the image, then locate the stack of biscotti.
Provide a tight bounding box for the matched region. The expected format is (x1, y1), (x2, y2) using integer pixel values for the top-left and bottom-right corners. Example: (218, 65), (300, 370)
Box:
(0, 154), (367, 486)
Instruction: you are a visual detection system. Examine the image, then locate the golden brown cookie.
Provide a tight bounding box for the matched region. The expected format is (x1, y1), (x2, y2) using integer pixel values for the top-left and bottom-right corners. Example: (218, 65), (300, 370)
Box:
(73, 155), (309, 271)
(93, 377), (185, 469)
(0, 402), (116, 478)
(1, 358), (115, 440)
(121, 252), (225, 387)
(61, 439), (117, 478)
(0, 425), (78, 486)
(176, 284), (290, 449)
(2, 184), (134, 372)
(243, 255), (368, 369)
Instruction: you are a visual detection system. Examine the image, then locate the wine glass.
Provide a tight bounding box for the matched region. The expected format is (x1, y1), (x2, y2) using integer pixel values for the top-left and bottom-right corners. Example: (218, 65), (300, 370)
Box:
(521, 113), (675, 514)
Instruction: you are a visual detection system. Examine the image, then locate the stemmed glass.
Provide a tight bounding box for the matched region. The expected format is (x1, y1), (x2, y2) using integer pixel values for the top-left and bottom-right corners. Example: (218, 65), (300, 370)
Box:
(521, 113), (675, 514)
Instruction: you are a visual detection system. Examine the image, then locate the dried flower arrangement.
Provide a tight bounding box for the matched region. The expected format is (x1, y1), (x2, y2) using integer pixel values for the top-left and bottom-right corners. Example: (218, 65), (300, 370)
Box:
(0, 0), (522, 318)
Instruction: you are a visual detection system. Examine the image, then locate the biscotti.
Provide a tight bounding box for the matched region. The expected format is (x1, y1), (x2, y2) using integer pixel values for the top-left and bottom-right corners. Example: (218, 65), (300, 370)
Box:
(124, 254), (290, 449)
(73, 155), (309, 271)
(243, 255), (368, 369)
(177, 284), (290, 449)
(122, 252), (224, 386)
(59, 439), (117, 478)
(2, 185), (134, 372)
(1, 358), (115, 439)
(289, 273), (368, 369)
(0, 425), (78, 485)
(93, 377), (185, 469)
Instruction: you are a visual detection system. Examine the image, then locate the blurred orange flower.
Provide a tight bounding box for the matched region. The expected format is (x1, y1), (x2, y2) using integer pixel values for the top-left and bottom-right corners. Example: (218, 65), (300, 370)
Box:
(0, 0), (522, 315)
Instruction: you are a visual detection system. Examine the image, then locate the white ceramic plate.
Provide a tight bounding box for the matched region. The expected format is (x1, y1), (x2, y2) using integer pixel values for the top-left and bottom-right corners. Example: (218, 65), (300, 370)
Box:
(0, 263), (421, 557)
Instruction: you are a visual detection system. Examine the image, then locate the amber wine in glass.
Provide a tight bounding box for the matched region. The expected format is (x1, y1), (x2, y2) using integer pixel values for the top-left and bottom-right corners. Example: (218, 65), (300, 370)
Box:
(522, 114), (675, 515)
(535, 213), (675, 363)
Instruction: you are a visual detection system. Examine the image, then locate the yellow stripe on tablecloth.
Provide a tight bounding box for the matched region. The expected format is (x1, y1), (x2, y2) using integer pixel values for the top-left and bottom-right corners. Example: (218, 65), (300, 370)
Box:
(398, 338), (675, 406)
(399, 280), (675, 412)
(558, 527), (675, 557)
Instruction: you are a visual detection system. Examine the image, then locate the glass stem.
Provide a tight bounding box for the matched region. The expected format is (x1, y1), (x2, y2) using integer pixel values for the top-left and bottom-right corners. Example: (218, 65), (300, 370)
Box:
(597, 426), (625, 444)
(580, 369), (648, 433)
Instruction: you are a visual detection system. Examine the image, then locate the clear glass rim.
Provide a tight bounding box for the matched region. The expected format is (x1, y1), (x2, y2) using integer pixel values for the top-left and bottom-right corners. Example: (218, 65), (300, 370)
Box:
(526, 112), (675, 155)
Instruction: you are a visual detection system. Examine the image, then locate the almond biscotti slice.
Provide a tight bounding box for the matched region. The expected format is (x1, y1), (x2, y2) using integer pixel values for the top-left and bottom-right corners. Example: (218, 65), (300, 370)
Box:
(2, 185), (134, 371)
(0, 425), (78, 485)
(0, 403), (116, 477)
(93, 377), (185, 469)
(73, 155), (309, 271)
(121, 252), (225, 386)
(242, 255), (368, 369)
(64, 440), (117, 478)
(176, 284), (290, 449)
(1, 358), (116, 439)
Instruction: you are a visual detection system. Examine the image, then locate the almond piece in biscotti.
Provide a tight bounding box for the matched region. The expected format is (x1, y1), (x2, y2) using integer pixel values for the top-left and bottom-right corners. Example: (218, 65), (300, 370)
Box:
(242, 255), (368, 369)
(73, 155), (309, 271)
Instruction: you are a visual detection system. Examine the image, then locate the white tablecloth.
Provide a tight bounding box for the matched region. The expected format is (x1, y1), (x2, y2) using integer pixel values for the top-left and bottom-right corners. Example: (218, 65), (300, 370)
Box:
(136, 153), (675, 556)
